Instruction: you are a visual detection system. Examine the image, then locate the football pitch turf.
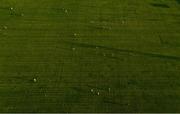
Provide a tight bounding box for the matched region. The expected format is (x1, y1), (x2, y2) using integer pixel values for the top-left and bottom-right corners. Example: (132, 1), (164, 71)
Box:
(0, 0), (180, 112)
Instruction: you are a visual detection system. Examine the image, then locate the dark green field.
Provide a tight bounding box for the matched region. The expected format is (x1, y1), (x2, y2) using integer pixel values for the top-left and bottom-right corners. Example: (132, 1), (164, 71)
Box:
(0, 0), (180, 112)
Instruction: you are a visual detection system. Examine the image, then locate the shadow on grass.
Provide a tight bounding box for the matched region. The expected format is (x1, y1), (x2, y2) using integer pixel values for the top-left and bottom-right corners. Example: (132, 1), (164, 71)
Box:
(63, 41), (180, 61)
(150, 3), (170, 8)
(176, 0), (180, 4)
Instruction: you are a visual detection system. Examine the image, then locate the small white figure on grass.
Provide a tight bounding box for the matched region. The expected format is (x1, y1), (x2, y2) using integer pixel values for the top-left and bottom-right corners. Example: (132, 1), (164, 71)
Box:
(97, 92), (100, 96)
(74, 33), (78, 37)
(91, 89), (94, 93)
(72, 47), (75, 51)
(108, 88), (111, 92)
(3, 26), (7, 30)
(65, 9), (68, 13)
(10, 7), (13, 10)
(21, 13), (24, 17)
(33, 78), (37, 83)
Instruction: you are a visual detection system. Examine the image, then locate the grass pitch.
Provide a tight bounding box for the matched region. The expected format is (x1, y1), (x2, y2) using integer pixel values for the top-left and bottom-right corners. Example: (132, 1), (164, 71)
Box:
(0, 0), (180, 112)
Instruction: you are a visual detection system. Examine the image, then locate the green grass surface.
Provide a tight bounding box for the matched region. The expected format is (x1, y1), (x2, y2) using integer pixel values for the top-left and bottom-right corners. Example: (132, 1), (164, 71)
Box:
(0, 0), (180, 112)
